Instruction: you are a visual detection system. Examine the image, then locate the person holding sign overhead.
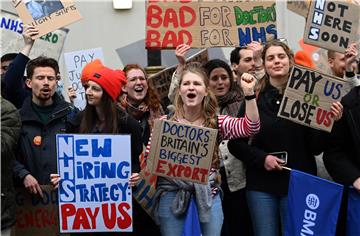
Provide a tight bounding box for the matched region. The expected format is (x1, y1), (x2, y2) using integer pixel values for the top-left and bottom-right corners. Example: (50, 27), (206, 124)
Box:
(327, 42), (360, 88)
(51, 60), (144, 235)
(228, 40), (343, 236)
(145, 62), (260, 236)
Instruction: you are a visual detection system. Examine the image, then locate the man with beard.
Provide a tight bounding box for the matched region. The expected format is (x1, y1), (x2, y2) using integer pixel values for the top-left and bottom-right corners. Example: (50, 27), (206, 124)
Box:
(13, 56), (77, 198)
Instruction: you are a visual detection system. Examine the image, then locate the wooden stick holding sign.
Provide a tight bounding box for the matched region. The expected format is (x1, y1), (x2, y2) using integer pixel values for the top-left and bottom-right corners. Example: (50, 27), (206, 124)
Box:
(147, 119), (218, 184)
(278, 65), (351, 132)
(304, 0), (359, 53)
(12, 0), (82, 39)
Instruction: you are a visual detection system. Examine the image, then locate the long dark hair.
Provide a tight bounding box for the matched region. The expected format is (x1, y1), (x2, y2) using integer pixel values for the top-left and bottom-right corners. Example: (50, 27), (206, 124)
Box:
(80, 91), (119, 133)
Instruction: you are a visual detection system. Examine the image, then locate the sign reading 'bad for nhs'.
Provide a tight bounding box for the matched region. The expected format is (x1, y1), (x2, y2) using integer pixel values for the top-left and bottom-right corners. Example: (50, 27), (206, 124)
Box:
(56, 134), (132, 233)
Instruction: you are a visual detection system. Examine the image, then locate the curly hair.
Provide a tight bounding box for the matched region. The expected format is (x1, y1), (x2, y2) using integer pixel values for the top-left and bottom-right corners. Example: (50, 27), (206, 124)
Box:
(123, 64), (162, 113)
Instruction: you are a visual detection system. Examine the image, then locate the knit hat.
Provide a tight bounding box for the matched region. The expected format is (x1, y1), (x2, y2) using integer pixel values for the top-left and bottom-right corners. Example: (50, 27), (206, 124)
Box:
(81, 59), (105, 82)
(81, 61), (127, 101)
(294, 51), (316, 69)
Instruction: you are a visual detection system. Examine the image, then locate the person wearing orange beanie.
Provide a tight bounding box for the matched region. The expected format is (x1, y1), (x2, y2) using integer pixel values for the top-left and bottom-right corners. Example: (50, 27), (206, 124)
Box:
(81, 60), (127, 101)
(294, 50), (316, 69)
(50, 60), (144, 235)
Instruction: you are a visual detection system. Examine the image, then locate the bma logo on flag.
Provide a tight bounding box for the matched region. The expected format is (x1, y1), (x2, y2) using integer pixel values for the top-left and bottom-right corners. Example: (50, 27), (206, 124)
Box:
(286, 170), (343, 236)
(301, 194), (320, 235)
(306, 194), (320, 210)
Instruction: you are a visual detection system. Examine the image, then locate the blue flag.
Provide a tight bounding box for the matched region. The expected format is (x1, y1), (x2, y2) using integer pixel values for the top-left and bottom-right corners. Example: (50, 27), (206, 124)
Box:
(285, 170), (343, 236)
(346, 188), (360, 236)
(181, 197), (201, 236)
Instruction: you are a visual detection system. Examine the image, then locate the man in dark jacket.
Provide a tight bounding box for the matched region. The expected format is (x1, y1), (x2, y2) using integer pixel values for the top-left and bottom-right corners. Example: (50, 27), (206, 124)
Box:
(2, 26), (39, 108)
(324, 84), (360, 235)
(1, 98), (21, 235)
(13, 56), (76, 198)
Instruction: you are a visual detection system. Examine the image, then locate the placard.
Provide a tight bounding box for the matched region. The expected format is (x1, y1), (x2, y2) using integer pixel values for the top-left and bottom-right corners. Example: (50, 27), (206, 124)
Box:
(12, 0), (82, 39)
(56, 134), (132, 233)
(278, 65), (351, 132)
(287, 1), (311, 18)
(64, 48), (104, 110)
(11, 186), (69, 236)
(147, 119), (218, 184)
(1, 10), (68, 60)
(146, 0), (277, 48)
(304, 0), (359, 53)
(148, 48), (208, 100)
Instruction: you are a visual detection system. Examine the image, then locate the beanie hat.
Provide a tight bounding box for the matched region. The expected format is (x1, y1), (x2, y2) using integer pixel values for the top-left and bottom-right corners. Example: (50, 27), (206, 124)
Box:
(294, 51), (316, 69)
(81, 59), (105, 83)
(81, 61), (127, 101)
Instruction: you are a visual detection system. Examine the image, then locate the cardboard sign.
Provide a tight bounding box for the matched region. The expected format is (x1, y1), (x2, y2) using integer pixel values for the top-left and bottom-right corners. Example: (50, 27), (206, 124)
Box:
(146, 1), (277, 48)
(278, 65), (351, 132)
(287, 1), (310, 18)
(148, 48), (208, 100)
(12, 0), (82, 39)
(1, 10), (68, 60)
(63, 48), (104, 110)
(56, 134), (132, 233)
(304, 0), (359, 53)
(11, 186), (69, 236)
(147, 119), (218, 184)
(132, 150), (157, 219)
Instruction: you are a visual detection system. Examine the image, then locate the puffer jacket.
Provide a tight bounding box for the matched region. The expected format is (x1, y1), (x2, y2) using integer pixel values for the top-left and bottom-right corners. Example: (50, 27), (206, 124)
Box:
(1, 98), (21, 230)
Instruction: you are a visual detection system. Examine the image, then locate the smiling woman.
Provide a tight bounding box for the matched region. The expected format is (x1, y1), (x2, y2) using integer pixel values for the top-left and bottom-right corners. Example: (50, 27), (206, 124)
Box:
(119, 64), (163, 146)
(228, 40), (344, 236)
(50, 60), (147, 235)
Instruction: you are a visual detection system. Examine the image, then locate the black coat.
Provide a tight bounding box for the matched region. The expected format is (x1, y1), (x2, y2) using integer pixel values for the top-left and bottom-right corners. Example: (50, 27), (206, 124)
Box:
(228, 82), (326, 195)
(13, 94), (77, 185)
(67, 108), (143, 173)
(3, 52), (31, 109)
(1, 98), (21, 230)
(324, 86), (360, 186)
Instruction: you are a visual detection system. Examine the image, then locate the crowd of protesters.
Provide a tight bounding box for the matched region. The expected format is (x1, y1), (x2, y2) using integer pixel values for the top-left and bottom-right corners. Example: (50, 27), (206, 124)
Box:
(1, 21), (359, 236)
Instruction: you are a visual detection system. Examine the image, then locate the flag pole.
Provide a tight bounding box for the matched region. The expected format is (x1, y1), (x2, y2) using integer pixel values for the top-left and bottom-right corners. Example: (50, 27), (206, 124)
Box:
(282, 166), (292, 171)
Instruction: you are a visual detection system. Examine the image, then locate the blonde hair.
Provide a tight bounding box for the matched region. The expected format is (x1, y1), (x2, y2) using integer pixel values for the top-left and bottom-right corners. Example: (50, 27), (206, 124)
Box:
(173, 62), (220, 169)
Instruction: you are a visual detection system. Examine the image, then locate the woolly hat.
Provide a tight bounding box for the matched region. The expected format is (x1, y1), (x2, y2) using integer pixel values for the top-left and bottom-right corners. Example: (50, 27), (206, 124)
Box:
(81, 59), (105, 82)
(81, 61), (127, 101)
(294, 51), (316, 69)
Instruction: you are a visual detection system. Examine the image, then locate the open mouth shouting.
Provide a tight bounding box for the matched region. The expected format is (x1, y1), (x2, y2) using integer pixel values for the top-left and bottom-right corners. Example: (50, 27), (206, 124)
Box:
(187, 92), (196, 99)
